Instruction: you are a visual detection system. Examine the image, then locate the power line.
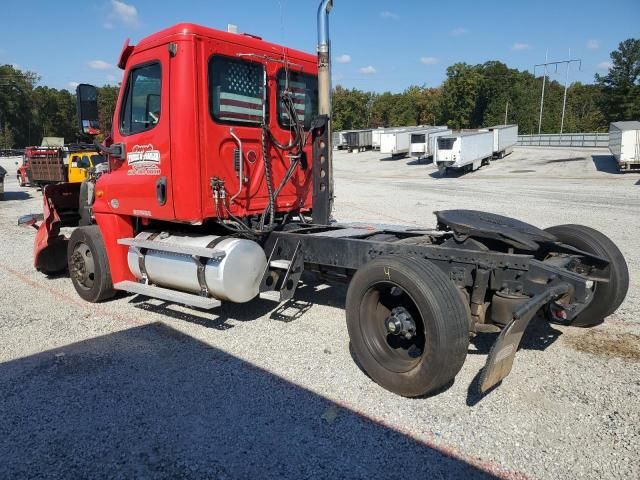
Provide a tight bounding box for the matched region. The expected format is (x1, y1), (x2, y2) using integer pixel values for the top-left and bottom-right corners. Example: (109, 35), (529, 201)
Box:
(534, 52), (582, 134)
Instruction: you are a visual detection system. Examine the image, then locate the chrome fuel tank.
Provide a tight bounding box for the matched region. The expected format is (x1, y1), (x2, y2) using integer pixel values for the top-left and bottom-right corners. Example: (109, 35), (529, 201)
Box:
(127, 232), (267, 303)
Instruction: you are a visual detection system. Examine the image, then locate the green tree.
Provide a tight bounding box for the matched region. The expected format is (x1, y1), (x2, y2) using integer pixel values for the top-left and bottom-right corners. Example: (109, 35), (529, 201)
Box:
(596, 38), (640, 122)
(332, 85), (371, 130)
(0, 123), (15, 149)
(440, 63), (483, 129)
(97, 85), (120, 136)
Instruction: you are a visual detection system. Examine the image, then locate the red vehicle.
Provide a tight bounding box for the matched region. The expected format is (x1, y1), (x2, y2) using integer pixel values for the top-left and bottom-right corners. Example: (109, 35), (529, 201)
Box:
(20, 1), (629, 398)
(17, 150), (35, 187)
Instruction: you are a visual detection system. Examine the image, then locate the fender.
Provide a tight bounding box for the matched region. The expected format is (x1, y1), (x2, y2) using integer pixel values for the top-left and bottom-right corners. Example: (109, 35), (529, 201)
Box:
(94, 212), (135, 284)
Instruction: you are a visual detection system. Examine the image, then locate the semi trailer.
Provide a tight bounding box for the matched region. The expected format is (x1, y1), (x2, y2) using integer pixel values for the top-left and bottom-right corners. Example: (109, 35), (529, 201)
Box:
(20, 1), (629, 398)
(409, 127), (451, 160)
(609, 121), (640, 172)
(379, 127), (427, 158)
(372, 128), (385, 150)
(488, 124), (518, 159)
(435, 130), (494, 174)
(345, 129), (373, 152)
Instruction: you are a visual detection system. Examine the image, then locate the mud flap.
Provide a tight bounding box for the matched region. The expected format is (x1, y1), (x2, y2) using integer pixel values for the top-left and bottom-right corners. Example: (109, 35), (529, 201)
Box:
(479, 283), (570, 393)
(33, 183), (81, 274)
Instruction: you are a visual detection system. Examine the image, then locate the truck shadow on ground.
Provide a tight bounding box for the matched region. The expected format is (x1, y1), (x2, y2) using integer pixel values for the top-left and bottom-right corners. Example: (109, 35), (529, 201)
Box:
(428, 169), (468, 179)
(379, 155), (409, 162)
(0, 323), (504, 479)
(406, 157), (433, 166)
(591, 154), (621, 174)
(0, 190), (32, 200)
(127, 275), (347, 330)
(468, 315), (563, 355)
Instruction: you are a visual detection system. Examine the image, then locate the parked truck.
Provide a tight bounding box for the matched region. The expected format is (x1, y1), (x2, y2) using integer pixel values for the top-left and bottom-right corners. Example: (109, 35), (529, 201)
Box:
(18, 144), (105, 187)
(409, 127), (450, 160)
(20, 1), (629, 399)
(488, 124), (518, 159)
(435, 130), (494, 174)
(609, 121), (640, 172)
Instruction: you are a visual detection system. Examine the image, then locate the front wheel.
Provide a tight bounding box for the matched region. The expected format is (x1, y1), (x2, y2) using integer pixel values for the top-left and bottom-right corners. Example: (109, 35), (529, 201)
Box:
(544, 224), (629, 327)
(67, 226), (115, 302)
(346, 256), (470, 397)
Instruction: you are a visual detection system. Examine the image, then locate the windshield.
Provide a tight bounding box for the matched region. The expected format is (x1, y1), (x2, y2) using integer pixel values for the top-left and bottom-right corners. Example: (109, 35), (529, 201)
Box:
(90, 154), (106, 165)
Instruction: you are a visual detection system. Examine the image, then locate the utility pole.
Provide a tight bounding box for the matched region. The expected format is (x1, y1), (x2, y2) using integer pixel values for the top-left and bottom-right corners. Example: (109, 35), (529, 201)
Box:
(560, 49), (581, 134)
(534, 51), (582, 135)
(504, 100), (509, 125)
(535, 50), (548, 135)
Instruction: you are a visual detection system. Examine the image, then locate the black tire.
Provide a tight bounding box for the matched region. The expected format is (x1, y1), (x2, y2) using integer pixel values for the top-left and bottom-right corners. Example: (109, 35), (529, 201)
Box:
(67, 225), (115, 302)
(346, 256), (470, 397)
(545, 224), (629, 327)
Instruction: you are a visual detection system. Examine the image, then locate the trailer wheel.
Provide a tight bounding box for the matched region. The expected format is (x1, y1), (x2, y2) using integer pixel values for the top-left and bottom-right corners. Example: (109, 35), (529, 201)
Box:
(544, 224), (629, 327)
(346, 256), (469, 397)
(67, 225), (115, 303)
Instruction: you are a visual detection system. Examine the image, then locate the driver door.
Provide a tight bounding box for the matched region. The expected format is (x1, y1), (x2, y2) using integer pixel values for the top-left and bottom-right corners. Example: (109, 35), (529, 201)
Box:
(108, 45), (174, 219)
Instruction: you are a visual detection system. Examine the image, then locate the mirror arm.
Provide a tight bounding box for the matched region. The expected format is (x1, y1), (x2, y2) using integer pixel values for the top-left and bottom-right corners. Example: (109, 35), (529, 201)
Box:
(94, 140), (125, 160)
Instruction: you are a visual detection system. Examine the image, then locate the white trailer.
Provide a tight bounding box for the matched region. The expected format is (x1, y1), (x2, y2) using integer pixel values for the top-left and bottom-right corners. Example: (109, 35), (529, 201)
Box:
(380, 127), (433, 157)
(333, 131), (349, 150)
(434, 130), (494, 174)
(372, 128), (385, 150)
(487, 124), (518, 158)
(609, 121), (640, 172)
(409, 127), (450, 159)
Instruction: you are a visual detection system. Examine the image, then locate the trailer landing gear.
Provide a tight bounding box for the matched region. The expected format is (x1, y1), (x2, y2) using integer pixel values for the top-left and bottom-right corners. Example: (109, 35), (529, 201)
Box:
(346, 256), (469, 397)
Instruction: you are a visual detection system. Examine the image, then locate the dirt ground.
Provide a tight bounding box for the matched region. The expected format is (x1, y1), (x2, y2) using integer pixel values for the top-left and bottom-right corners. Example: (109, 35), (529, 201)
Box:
(0, 147), (638, 479)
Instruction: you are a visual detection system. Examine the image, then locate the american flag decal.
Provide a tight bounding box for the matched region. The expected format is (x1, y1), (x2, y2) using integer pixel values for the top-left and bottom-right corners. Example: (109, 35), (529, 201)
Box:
(217, 61), (264, 124)
(279, 79), (306, 123)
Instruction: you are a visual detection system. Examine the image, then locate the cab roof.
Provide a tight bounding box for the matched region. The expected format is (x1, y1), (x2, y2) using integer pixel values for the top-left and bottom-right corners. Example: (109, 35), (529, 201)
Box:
(131, 23), (316, 65)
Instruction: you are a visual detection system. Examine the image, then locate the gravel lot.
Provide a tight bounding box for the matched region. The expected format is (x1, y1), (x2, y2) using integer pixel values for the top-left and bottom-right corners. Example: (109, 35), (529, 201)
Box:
(1, 148), (639, 479)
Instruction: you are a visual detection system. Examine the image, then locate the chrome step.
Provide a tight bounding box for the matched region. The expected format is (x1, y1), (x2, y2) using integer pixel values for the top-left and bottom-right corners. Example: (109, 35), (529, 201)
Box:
(114, 280), (221, 310)
(259, 290), (282, 302)
(117, 237), (226, 260)
(270, 259), (292, 270)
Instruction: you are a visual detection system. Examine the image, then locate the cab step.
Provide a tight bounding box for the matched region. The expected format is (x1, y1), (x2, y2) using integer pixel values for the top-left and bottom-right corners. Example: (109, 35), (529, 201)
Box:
(114, 280), (221, 310)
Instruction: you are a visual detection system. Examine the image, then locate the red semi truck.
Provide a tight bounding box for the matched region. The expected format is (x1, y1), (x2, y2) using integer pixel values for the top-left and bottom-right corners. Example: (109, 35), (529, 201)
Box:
(20, 1), (628, 397)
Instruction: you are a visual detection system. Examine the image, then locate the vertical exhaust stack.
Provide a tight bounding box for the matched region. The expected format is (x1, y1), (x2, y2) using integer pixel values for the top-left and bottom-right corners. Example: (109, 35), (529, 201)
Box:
(312, 0), (334, 225)
(317, 0), (333, 118)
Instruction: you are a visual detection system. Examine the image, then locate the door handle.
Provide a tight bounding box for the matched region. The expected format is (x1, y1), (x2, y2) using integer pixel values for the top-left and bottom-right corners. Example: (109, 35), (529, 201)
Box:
(156, 176), (167, 206)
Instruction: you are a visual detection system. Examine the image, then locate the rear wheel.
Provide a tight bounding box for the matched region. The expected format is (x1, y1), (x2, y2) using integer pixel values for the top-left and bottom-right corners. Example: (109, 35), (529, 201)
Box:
(545, 224), (629, 327)
(346, 256), (470, 397)
(67, 226), (115, 302)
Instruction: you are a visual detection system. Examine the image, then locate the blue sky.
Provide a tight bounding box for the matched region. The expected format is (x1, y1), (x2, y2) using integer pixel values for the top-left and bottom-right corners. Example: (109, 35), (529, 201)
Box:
(1, 0), (638, 93)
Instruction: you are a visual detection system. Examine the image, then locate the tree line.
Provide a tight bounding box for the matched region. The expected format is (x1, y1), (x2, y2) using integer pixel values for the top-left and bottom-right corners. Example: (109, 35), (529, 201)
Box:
(0, 38), (637, 148)
(333, 38), (639, 134)
(0, 67), (118, 149)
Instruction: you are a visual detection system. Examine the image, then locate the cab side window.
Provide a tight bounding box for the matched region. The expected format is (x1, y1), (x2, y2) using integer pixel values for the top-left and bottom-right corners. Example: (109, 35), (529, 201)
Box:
(277, 70), (318, 130)
(209, 56), (265, 126)
(120, 62), (162, 135)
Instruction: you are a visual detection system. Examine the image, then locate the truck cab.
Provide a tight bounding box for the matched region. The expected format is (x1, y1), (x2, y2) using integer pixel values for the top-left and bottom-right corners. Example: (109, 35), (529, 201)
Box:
(86, 24), (319, 225)
(67, 151), (105, 183)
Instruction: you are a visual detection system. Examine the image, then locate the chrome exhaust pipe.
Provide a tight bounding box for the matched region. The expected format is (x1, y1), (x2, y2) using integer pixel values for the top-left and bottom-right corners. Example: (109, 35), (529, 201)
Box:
(317, 0), (333, 117)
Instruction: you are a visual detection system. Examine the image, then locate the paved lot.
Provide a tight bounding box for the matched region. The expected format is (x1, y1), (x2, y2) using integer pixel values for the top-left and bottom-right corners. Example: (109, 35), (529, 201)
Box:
(0, 148), (639, 479)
